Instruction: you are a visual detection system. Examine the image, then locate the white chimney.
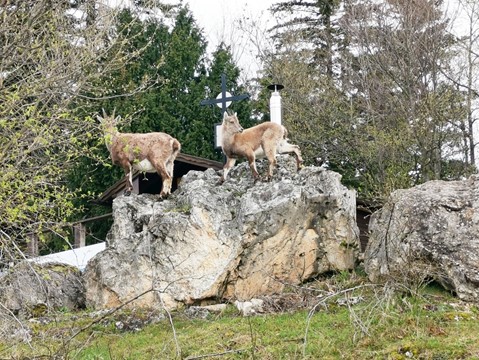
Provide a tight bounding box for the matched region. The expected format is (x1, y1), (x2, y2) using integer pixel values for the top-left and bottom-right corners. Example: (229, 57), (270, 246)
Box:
(268, 84), (284, 125)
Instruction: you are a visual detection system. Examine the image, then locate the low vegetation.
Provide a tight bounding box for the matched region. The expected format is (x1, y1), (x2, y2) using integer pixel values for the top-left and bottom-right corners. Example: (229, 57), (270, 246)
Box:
(1, 270), (478, 359)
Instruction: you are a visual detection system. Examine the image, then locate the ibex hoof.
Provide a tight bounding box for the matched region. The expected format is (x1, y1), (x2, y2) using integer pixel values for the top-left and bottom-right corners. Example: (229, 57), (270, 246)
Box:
(123, 189), (132, 196)
(217, 177), (225, 185)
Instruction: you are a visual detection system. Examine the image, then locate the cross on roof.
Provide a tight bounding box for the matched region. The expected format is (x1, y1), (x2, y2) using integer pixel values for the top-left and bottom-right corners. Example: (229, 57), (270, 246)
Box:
(200, 73), (249, 115)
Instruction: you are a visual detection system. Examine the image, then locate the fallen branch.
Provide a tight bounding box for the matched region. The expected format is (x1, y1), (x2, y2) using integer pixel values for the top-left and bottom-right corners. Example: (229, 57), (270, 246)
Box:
(302, 283), (380, 357)
(184, 348), (247, 360)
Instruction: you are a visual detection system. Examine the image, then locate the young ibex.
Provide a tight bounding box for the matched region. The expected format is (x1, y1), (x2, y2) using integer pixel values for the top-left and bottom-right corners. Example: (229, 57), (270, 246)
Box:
(98, 109), (181, 197)
(220, 111), (303, 182)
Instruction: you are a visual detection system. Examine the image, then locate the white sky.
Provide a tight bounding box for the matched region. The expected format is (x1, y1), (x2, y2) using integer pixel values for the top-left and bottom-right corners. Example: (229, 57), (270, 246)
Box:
(183, 0), (279, 79)
(107, 0), (279, 79)
(184, 0), (276, 41)
(110, 0), (470, 81)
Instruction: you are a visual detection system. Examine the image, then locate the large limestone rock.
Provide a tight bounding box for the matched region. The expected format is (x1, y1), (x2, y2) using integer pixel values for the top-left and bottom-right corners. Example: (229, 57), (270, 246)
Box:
(365, 176), (479, 302)
(84, 156), (359, 309)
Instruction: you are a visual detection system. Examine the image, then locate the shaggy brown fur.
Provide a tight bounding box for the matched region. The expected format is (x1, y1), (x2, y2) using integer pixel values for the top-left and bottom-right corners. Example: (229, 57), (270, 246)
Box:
(220, 112), (303, 182)
(99, 110), (181, 197)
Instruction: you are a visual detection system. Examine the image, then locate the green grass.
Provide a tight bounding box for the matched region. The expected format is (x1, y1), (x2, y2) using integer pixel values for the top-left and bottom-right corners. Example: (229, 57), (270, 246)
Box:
(2, 276), (479, 360)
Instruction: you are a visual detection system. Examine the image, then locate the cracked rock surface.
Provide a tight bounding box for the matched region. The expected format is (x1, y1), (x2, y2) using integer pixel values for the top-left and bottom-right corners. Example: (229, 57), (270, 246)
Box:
(365, 176), (479, 303)
(84, 156), (359, 310)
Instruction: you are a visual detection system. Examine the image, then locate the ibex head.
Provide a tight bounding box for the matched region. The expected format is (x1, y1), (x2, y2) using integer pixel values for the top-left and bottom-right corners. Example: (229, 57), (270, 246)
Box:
(222, 111), (243, 133)
(97, 108), (121, 130)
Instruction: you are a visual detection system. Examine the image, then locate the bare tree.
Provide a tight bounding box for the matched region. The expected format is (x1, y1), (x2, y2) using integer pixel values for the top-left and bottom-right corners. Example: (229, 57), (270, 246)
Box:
(446, 0), (479, 168)
(345, 0), (466, 181)
(0, 0), (164, 263)
(241, 0), (472, 202)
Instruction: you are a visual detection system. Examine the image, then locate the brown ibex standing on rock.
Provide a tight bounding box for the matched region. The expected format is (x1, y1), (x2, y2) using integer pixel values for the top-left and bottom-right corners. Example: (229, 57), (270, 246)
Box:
(220, 111), (303, 182)
(98, 109), (181, 198)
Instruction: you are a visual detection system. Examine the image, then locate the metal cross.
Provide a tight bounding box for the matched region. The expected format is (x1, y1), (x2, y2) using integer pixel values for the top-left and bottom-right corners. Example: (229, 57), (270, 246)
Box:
(200, 73), (249, 115)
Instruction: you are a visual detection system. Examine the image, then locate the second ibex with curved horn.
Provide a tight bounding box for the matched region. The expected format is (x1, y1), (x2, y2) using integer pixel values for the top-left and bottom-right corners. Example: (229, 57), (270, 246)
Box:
(220, 111), (303, 182)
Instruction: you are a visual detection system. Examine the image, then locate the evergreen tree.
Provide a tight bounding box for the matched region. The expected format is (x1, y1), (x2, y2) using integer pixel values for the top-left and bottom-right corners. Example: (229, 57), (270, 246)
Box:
(66, 7), (187, 247)
(269, 0), (344, 78)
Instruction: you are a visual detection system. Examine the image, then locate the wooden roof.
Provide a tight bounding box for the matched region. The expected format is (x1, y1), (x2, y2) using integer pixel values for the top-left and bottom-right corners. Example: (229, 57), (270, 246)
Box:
(97, 153), (223, 204)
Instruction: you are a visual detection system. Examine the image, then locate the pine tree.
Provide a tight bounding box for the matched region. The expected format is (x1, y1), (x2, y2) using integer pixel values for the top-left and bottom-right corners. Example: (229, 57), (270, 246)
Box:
(269, 0), (344, 78)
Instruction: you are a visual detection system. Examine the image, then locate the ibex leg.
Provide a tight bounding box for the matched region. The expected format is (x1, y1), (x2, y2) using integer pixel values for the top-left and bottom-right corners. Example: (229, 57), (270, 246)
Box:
(220, 157), (236, 182)
(246, 153), (260, 181)
(152, 160), (172, 197)
(264, 146), (277, 181)
(124, 164), (133, 196)
(278, 141), (303, 170)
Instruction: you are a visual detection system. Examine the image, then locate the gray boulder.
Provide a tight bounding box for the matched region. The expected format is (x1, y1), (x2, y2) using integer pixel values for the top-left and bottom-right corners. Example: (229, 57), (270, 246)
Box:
(84, 156), (359, 309)
(0, 262), (85, 317)
(364, 176), (479, 302)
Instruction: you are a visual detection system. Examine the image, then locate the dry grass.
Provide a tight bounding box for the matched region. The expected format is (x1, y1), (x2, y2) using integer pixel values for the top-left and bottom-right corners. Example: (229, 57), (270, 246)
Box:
(1, 270), (479, 359)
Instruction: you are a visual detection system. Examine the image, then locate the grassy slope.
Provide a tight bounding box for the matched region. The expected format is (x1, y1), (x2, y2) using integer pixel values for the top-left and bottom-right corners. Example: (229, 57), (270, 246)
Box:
(2, 273), (479, 360)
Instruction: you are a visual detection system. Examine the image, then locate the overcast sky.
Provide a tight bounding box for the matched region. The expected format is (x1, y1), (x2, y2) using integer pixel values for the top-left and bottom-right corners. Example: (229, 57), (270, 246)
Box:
(184, 0), (276, 41)
(182, 0), (468, 81)
(183, 0), (279, 79)
(110, 0), (469, 81)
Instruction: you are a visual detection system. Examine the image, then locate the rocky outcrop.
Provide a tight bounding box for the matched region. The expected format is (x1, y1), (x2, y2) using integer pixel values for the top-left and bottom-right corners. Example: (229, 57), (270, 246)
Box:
(0, 262), (85, 317)
(84, 156), (360, 310)
(364, 176), (479, 302)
